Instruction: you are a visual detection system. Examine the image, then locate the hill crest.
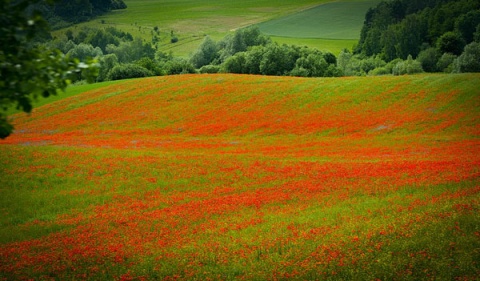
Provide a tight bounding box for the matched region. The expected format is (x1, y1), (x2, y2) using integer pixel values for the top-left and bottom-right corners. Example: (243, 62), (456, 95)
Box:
(3, 74), (479, 158)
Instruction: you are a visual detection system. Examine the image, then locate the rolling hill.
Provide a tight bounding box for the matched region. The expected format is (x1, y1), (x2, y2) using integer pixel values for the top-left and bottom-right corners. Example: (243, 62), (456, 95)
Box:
(63, 0), (379, 56)
(4, 74), (479, 149)
(1, 73), (479, 279)
(258, 0), (381, 39)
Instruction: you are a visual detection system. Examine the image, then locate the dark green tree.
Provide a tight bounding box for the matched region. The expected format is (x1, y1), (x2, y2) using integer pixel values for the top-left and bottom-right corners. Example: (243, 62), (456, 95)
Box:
(417, 47), (440, 72)
(356, 0), (480, 60)
(455, 42), (480, 72)
(244, 46), (265, 74)
(85, 29), (119, 52)
(218, 26), (270, 61)
(106, 64), (152, 81)
(437, 31), (466, 55)
(66, 43), (103, 61)
(396, 14), (427, 59)
(337, 49), (353, 74)
(291, 53), (328, 77)
(190, 36), (218, 69)
(54, 0), (92, 20)
(259, 44), (296, 76)
(363, 27), (383, 56)
(222, 52), (246, 74)
(164, 58), (195, 75)
(97, 53), (119, 82)
(475, 24), (480, 42)
(0, 0), (98, 138)
(436, 52), (457, 72)
(90, 0), (113, 12)
(47, 0), (126, 25)
(455, 10), (480, 43)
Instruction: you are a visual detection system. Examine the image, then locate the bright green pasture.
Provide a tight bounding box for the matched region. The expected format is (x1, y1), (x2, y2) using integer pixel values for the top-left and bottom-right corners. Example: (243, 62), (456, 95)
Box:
(257, 0), (382, 39)
(61, 0), (326, 56)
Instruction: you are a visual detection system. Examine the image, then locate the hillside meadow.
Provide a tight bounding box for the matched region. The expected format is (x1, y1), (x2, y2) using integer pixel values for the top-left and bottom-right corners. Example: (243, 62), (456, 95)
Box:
(1, 73), (479, 280)
(257, 0), (381, 40)
(61, 0), (378, 56)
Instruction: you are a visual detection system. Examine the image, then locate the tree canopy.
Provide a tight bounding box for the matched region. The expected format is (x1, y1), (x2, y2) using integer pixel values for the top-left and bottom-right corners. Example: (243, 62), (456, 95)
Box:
(40, 0), (126, 28)
(0, 0), (98, 139)
(356, 0), (480, 61)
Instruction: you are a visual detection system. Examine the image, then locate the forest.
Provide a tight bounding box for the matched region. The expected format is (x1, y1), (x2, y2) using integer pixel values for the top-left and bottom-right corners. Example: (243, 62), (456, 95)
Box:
(36, 0), (127, 29)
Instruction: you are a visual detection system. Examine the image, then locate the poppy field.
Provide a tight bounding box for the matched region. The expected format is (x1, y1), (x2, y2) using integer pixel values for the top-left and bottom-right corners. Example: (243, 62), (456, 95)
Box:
(1, 73), (479, 280)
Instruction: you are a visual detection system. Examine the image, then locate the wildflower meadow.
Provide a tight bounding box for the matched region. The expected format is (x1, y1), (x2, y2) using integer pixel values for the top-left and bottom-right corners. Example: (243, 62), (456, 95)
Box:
(1, 74), (479, 280)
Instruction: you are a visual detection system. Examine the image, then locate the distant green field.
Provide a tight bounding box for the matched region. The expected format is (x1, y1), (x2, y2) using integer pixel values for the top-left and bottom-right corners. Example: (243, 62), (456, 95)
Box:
(67, 0), (326, 56)
(57, 0), (375, 56)
(257, 0), (381, 39)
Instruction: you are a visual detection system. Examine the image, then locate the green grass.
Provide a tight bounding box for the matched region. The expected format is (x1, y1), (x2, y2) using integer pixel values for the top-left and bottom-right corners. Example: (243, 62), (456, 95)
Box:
(257, 0), (382, 39)
(53, 0), (376, 56)
(4, 80), (120, 116)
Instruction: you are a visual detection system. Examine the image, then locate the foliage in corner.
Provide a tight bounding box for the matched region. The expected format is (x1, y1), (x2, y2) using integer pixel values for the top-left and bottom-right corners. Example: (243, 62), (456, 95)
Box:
(0, 0), (98, 139)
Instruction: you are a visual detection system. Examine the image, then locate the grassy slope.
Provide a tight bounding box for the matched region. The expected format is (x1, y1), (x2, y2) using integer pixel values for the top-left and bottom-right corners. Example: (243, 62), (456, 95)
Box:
(4, 80), (120, 116)
(257, 0), (381, 39)
(1, 74), (479, 279)
(56, 0), (374, 56)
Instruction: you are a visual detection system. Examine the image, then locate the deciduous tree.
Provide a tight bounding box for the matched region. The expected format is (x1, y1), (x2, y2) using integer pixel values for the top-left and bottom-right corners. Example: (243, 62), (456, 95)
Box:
(0, 0), (98, 138)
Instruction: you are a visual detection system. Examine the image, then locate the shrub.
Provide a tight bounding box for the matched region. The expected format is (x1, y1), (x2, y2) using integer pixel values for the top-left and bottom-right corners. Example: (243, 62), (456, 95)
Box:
(292, 53), (328, 77)
(106, 38), (155, 63)
(324, 64), (343, 77)
(385, 58), (403, 73)
(290, 67), (310, 77)
(417, 47), (440, 72)
(437, 32), (465, 56)
(393, 55), (423, 75)
(199, 65), (220, 74)
(337, 49), (352, 74)
(135, 57), (163, 75)
(97, 54), (119, 82)
(369, 67), (390, 76)
(106, 64), (153, 81)
(66, 43), (103, 61)
(454, 42), (480, 72)
(190, 36), (218, 68)
(259, 44), (297, 76)
(219, 26), (271, 60)
(164, 58), (195, 75)
(155, 50), (174, 62)
(437, 53), (457, 72)
(222, 52), (246, 74)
